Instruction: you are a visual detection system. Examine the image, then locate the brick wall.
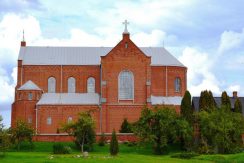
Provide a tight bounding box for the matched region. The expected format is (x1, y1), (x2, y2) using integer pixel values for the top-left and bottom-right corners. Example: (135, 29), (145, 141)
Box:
(12, 33), (187, 139)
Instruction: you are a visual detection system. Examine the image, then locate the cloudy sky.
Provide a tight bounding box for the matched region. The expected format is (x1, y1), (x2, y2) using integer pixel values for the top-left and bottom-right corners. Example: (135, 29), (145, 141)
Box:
(0, 0), (244, 127)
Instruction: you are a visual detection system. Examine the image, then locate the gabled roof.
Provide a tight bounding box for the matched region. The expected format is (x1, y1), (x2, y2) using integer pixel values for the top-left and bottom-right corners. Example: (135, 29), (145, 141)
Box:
(18, 80), (42, 91)
(151, 96), (182, 105)
(37, 93), (100, 105)
(18, 46), (185, 67)
(192, 97), (244, 115)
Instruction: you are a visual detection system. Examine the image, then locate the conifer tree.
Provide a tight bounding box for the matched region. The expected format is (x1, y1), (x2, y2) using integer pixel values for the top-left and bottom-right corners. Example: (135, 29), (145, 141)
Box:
(234, 98), (242, 113)
(110, 129), (119, 156)
(181, 90), (193, 123)
(119, 118), (132, 133)
(221, 91), (231, 109)
(199, 90), (216, 112)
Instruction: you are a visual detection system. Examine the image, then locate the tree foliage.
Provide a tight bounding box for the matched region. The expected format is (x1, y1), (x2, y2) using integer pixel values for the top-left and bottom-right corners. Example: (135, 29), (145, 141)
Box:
(198, 106), (244, 154)
(221, 91), (231, 109)
(110, 129), (119, 156)
(119, 118), (132, 133)
(10, 120), (34, 150)
(133, 106), (193, 154)
(181, 90), (193, 124)
(234, 98), (242, 113)
(0, 116), (11, 156)
(62, 111), (95, 153)
(199, 90), (216, 112)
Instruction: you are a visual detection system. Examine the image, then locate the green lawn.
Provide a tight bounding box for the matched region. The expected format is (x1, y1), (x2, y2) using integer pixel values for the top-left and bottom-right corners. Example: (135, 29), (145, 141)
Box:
(1, 142), (244, 163)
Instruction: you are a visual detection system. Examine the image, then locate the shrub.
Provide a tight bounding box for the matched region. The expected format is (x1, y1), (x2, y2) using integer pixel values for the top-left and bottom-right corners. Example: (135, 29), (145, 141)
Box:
(53, 143), (71, 154)
(98, 133), (106, 146)
(171, 152), (200, 159)
(127, 141), (137, 147)
(10, 120), (34, 150)
(14, 141), (34, 150)
(119, 118), (132, 133)
(110, 130), (119, 156)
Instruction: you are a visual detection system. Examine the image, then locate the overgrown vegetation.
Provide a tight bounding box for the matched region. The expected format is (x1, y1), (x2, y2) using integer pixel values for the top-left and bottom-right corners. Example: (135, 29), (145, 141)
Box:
(197, 91), (244, 154)
(198, 106), (244, 154)
(133, 106), (193, 154)
(0, 115), (11, 157)
(10, 120), (34, 150)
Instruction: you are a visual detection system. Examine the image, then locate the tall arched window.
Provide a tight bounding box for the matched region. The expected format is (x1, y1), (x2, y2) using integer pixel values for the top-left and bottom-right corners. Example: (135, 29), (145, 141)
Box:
(87, 77), (95, 93)
(48, 77), (56, 93)
(119, 70), (134, 100)
(174, 77), (181, 92)
(68, 77), (76, 93)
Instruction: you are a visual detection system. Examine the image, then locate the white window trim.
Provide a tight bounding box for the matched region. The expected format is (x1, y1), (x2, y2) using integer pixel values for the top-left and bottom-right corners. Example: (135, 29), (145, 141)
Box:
(48, 77), (56, 93)
(118, 70), (134, 100)
(87, 77), (95, 93)
(175, 77), (181, 93)
(68, 77), (76, 93)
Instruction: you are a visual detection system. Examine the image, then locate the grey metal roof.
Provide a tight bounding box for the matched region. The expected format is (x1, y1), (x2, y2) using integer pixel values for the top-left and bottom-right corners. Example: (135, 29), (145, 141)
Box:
(18, 46), (185, 67)
(18, 80), (42, 91)
(37, 93), (100, 105)
(151, 96), (182, 105)
(192, 97), (244, 115)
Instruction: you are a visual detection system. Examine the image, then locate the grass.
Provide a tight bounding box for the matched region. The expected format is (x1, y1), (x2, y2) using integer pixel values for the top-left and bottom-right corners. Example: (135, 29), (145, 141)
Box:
(0, 142), (244, 163)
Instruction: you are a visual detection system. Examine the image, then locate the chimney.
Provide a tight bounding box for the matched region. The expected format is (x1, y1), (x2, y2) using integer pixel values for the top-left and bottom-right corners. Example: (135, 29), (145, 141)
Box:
(233, 91), (238, 98)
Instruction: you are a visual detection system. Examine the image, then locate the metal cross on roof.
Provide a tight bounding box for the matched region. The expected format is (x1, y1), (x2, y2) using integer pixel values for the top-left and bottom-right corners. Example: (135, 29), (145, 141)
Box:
(123, 20), (129, 33)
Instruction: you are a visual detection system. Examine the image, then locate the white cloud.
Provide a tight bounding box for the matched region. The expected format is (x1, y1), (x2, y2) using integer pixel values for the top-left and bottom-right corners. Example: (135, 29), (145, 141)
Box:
(179, 47), (221, 96)
(218, 28), (244, 54)
(132, 29), (177, 47)
(227, 85), (240, 94)
(0, 66), (15, 103)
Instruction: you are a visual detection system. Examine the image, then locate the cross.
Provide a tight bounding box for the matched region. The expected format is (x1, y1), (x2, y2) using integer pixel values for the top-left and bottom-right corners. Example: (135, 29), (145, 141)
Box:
(123, 20), (129, 33)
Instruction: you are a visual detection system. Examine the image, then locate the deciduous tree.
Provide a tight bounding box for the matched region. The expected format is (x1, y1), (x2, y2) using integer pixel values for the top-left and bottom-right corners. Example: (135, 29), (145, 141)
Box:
(10, 120), (34, 150)
(134, 107), (193, 154)
(62, 111), (95, 153)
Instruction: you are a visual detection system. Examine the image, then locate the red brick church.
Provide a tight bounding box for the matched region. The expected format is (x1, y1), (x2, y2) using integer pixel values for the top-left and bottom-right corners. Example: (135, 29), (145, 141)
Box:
(11, 21), (187, 139)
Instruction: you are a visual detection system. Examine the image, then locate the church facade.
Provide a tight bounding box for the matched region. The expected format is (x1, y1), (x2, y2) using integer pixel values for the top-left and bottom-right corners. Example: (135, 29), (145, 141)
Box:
(11, 25), (187, 138)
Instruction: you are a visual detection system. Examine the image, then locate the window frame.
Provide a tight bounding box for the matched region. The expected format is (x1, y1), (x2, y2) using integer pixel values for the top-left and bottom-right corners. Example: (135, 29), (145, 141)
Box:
(48, 77), (56, 93)
(68, 77), (76, 93)
(118, 70), (134, 100)
(174, 77), (181, 93)
(28, 92), (33, 100)
(87, 77), (95, 93)
(47, 117), (52, 125)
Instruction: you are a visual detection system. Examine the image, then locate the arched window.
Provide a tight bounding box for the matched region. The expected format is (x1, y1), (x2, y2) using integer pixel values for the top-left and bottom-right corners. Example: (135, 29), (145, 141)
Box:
(87, 77), (95, 93)
(118, 70), (134, 100)
(174, 77), (181, 92)
(68, 77), (76, 93)
(67, 117), (73, 123)
(47, 117), (52, 125)
(48, 77), (56, 93)
(28, 93), (33, 100)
